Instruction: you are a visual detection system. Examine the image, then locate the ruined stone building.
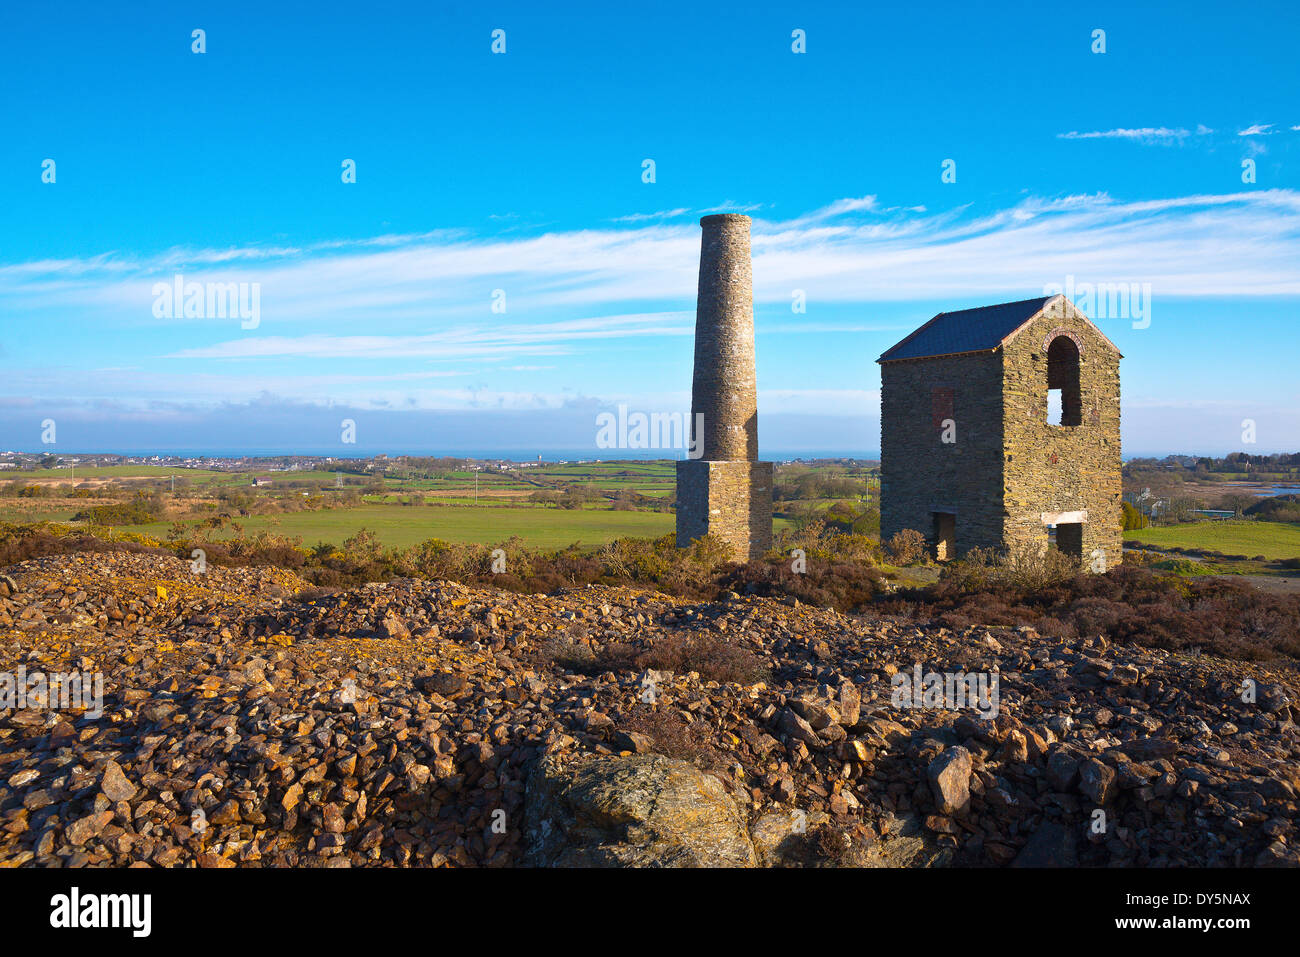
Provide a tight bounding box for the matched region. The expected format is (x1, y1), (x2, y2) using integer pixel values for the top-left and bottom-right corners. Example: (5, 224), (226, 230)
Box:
(676, 214), (773, 560)
(877, 294), (1122, 570)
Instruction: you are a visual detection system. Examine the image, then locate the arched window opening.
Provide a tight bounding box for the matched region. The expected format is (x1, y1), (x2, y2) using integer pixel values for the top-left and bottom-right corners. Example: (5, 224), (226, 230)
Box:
(1046, 335), (1082, 426)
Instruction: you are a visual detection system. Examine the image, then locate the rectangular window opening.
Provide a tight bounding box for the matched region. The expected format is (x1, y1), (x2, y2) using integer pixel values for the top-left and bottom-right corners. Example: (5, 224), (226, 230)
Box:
(1047, 388), (1063, 424)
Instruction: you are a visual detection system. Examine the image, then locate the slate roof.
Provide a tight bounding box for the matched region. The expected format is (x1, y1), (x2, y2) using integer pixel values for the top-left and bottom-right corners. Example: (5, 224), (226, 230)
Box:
(877, 296), (1056, 363)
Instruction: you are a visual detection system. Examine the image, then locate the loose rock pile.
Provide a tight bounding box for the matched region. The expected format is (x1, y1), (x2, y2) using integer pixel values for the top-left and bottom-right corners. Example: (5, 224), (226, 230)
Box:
(0, 551), (1296, 867)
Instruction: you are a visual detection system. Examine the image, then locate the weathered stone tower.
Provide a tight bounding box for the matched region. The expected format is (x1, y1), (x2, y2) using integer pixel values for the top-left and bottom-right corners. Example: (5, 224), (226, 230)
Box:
(877, 294), (1122, 571)
(675, 214), (773, 561)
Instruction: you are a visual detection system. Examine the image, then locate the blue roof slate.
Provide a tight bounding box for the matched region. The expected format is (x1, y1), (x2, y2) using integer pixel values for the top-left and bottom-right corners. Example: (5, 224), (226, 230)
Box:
(877, 296), (1054, 363)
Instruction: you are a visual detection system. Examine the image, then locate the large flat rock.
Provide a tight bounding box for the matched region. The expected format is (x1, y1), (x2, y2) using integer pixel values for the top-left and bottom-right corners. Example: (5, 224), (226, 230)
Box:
(524, 753), (756, 867)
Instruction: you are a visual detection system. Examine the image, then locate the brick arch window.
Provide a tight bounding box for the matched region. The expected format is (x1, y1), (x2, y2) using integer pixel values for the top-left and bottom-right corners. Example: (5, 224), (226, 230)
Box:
(1046, 335), (1082, 426)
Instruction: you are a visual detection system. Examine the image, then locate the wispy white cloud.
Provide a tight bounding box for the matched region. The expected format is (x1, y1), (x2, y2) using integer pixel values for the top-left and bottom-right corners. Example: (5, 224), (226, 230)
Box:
(748, 189), (1300, 300)
(165, 313), (693, 361)
(5, 192), (1300, 342)
(609, 202), (765, 224)
(1238, 123), (1276, 136)
(698, 201), (766, 214)
(1057, 127), (1197, 143)
(609, 208), (692, 223)
(2, 365), (578, 412)
(1057, 124), (1233, 145)
(777, 195), (880, 228)
(3, 182), (1300, 428)
(0, 367), (477, 411)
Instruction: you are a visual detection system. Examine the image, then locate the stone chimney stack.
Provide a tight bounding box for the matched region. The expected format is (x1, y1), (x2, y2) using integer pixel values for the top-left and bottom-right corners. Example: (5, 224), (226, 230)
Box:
(691, 214), (759, 460)
(676, 214), (773, 561)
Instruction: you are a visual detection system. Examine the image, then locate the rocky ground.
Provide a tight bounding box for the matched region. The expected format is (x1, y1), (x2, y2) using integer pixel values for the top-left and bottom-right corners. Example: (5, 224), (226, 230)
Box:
(0, 551), (1297, 868)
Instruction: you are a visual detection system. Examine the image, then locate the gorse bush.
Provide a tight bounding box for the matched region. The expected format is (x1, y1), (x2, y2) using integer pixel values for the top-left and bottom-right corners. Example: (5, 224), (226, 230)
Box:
(1245, 494), (1300, 523)
(72, 492), (165, 527)
(0, 525), (167, 566)
(773, 519), (881, 566)
(1152, 557), (1215, 575)
(1121, 501), (1150, 530)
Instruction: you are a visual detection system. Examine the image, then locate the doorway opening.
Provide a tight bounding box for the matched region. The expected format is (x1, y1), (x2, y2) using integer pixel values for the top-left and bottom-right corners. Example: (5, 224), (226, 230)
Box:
(932, 512), (956, 561)
(1053, 521), (1083, 560)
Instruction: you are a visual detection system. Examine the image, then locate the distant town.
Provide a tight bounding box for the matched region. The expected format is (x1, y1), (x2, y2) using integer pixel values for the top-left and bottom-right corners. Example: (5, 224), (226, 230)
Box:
(0, 451), (877, 475)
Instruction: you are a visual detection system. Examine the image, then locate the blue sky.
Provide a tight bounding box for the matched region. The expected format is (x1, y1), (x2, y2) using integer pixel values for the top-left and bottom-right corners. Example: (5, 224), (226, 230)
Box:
(2, 0), (1298, 457)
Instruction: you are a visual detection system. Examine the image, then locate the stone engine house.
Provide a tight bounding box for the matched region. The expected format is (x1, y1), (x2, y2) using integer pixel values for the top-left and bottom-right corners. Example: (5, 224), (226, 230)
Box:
(877, 294), (1122, 570)
(675, 214), (773, 561)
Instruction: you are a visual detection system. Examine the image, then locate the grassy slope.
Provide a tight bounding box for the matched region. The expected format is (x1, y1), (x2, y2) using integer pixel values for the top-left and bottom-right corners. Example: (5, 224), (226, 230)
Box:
(0, 507), (81, 523)
(129, 503), (794, 551)
(1125, 520), (1300, 560)
(5, 460), (798, 550)
(133, 504), (677, 550)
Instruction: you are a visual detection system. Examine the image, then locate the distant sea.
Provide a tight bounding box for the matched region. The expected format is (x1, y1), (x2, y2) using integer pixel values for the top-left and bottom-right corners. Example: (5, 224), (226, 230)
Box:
(32, 448), (881, 462)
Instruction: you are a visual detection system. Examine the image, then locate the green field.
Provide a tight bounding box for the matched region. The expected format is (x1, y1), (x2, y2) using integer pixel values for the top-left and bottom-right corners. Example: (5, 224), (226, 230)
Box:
(16, 465), (229, 480)
(2, 458), (811, 552)
(1125, 520), (1300, 560)
(135, 504), (678, 550)
(0, 506), (81, 523)
(12, 461), (682, 495)
(8, 498), (796, 551)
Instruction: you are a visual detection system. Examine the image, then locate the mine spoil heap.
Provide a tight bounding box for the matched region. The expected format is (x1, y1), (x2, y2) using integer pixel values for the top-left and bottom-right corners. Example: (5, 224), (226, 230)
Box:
(676, 213), (773, 562)
(1, 551), (1298, 868)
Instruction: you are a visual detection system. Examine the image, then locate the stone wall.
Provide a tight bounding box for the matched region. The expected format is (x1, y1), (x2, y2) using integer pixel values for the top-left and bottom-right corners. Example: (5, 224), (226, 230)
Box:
(880, 296), (1122, 572)
(879, 351), (1006, 554)
(1000, 298), (1123, 570)
(676, 460), (773, 561)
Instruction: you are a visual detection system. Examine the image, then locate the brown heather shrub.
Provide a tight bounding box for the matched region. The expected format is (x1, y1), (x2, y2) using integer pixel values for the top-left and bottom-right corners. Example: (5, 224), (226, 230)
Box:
(809, 822), (852, 863)
(617, 708), (724, 767)
(534, 629), (766, 691)
(884, 563), (1300, 664)
(537, 630), (639, 676)
(719, 560), (884, 612)
(598, 641), (641, 671)
(886, 528), (927, 565)
(538, 635), (597, 673)
(942, 542), (1078, 592)
(6, 521), (1298, 666)
(636, 632), (770, 685)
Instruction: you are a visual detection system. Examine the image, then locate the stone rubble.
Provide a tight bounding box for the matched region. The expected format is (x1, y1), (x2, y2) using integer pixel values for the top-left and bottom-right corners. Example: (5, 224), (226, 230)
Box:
(0, 551), (1297, 868)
